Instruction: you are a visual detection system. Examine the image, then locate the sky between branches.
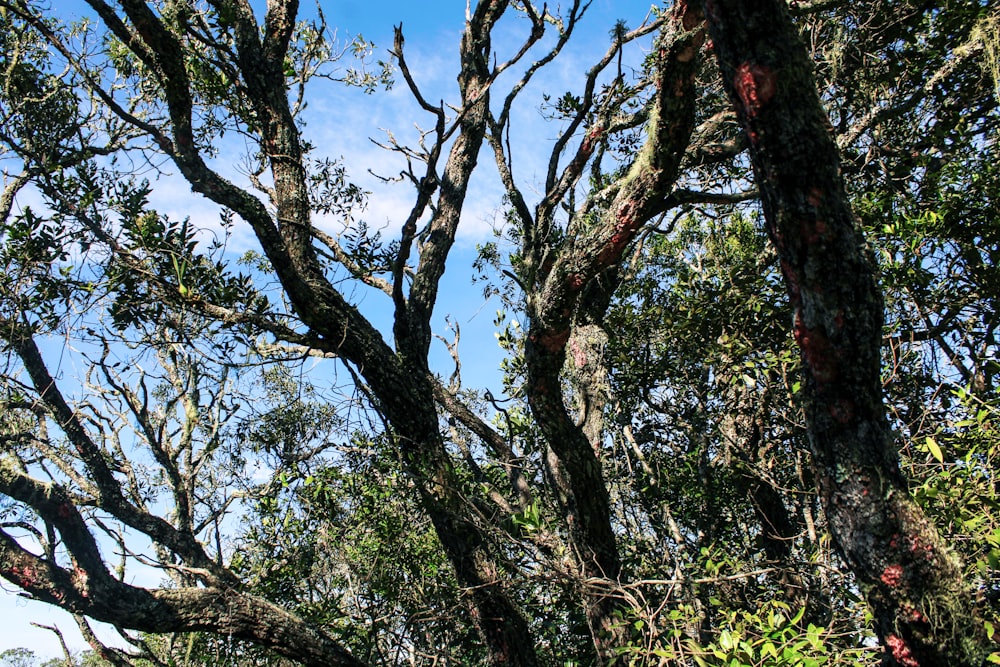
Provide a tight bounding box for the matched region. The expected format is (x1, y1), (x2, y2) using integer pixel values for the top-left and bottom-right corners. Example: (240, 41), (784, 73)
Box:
(0, 0), (654, 659)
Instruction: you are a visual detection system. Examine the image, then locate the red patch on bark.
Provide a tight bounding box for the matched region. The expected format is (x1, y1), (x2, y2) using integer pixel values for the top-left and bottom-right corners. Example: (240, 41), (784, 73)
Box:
(794, 311), (837, 385)
(885, 634), (920, 667)
(903, 604), (925, 624)
(615, 197), (637, 231)
(830, 398), (855, 424)
(564, 125), (602, 178)
(907, 534), (935, 560)
(570, 339), (587, 368)
(72, 565), (90, 598)
(11, 565), (37, 588)
(57, 502), (73, 519)
(582, 123), (604, 153)
(538, 329), (570, 354)
(807, 187), (824, 208)
(598, 205), (639, 267)
(598, 232), (629, 266)
(880, 563), (904, 587)
(802, 218), (827, 244)
(566, 273), (585, 290)
(733, 62), (776, 120)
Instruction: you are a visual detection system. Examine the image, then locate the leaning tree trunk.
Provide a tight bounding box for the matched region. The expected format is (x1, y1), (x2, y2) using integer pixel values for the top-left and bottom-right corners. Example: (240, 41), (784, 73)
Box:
(516, 5), (707, 656)
(72, 0), (541, 663)
(700, 0), (989, 665)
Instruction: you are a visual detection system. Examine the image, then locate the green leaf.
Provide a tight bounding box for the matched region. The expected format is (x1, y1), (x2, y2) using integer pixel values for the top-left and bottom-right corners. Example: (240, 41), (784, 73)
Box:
(925, 436), (944, 463)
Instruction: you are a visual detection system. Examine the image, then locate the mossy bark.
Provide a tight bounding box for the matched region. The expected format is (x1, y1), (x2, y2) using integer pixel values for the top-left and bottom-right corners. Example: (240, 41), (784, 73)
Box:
(701, 0), (989, 664)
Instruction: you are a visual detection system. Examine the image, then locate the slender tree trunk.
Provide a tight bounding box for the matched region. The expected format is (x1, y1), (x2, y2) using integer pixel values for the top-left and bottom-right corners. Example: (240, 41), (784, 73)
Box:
(519, 7), (707, 656)
(700, 0), (988, 664)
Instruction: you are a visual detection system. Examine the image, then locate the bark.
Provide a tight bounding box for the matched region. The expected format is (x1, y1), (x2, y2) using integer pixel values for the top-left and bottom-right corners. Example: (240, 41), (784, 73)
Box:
(0, 530), (364, 667)
(701, 1), (989, 664)
(513, 4), (707, 656)
(380, 15), (542, 657)
(48, 1), (540, 663)
(397, 0), (509, 361)
(566, 269), (618, 449)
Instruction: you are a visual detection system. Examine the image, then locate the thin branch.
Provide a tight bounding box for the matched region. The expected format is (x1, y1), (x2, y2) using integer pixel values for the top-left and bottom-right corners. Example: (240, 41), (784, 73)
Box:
(431, 379), (534, 510)
(31, 623), (75, 666)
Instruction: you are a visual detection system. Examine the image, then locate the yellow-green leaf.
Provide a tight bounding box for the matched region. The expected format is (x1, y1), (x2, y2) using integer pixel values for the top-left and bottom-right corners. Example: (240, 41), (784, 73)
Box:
(925, 436), (944, 463)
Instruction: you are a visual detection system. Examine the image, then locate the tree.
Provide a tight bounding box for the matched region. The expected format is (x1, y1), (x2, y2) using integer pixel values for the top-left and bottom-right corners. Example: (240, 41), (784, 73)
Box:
(1, 645), (111, 667)
(701, 1), (988, 664)
(0, 0), (995, 665)
(0, 649), (38, 667)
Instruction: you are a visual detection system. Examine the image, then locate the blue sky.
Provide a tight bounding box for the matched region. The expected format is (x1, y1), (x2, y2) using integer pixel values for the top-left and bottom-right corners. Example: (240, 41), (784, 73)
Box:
(1, 0), (657, 659)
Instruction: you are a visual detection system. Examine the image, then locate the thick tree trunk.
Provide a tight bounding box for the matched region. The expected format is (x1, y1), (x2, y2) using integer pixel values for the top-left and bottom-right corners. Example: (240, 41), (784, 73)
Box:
(700, 1), (988, 665)
(378, 381), (540, 667)
(79, 2), (540, 663)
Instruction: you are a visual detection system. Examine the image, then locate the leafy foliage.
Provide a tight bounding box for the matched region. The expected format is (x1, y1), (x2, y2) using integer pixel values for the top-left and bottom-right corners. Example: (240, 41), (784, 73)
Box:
(0, 0), (996, 665)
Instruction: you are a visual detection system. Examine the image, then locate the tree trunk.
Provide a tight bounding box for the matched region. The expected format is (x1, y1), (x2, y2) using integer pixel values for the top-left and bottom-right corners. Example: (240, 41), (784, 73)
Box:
(700, 0), (989, 664)
(78, 2), (541, 663)
(518, 6), (707, 656)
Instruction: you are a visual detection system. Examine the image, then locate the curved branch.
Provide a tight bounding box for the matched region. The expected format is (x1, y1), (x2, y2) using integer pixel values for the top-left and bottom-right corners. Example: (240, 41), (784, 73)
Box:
(430, 379), (533, 510)
(0, 529), (365, 667)
(5, 328), (235, 586)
